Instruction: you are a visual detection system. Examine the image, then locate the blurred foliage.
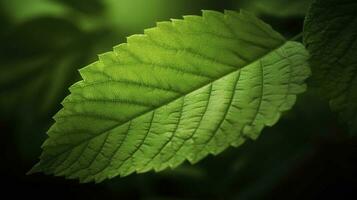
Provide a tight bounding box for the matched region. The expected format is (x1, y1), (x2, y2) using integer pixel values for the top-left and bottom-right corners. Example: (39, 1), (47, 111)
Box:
(0, 0), (356, 199)
(238, 0), (312, 17)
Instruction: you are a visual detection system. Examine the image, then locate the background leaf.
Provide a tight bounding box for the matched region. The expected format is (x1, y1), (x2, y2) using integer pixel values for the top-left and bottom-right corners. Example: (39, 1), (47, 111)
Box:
(304, 0), (357, 135)
(238, 0), (312, 18)
(0, 17), (96, 118)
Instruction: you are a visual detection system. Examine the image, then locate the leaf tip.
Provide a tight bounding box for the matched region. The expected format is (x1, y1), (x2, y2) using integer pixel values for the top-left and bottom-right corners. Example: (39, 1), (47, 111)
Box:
(27, 163), (42, 175)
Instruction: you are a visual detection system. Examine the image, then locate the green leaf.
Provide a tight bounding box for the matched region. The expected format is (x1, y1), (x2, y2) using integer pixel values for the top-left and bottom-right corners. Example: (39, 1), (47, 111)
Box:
(30, 10), (310, 182)
(304, 0), (357, 135)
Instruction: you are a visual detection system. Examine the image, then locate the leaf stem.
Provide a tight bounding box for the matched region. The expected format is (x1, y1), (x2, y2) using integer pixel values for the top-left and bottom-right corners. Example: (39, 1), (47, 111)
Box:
(290, 32), (303, 41)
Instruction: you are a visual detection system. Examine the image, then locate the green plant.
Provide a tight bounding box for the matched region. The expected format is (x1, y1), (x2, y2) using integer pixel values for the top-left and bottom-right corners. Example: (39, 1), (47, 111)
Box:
(29, 0), (356, 183)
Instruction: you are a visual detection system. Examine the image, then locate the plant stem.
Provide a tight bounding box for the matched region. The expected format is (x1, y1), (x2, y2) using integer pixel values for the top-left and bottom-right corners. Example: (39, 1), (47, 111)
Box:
(290, 32), (303, 41)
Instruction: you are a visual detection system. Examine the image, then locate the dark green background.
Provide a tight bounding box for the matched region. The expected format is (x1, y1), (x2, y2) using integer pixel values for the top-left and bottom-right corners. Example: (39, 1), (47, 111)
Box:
(0, 0), (356, 199)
